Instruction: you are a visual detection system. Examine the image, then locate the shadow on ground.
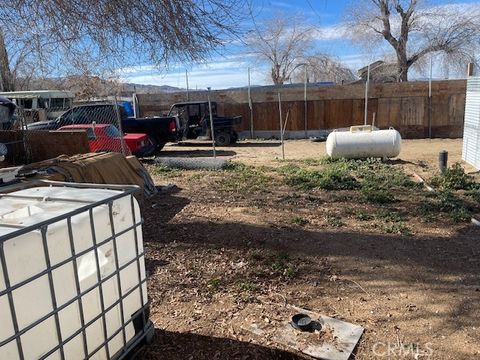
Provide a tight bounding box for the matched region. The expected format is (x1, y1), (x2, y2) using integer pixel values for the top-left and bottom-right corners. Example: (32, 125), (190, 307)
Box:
(141, 191), (480, 359)
(139, 328), (300, 360)
(174, 141), (282, 148)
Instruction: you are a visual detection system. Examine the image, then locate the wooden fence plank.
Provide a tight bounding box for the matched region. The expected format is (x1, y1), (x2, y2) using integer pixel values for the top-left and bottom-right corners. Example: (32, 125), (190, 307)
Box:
(136, 80), (467, 138)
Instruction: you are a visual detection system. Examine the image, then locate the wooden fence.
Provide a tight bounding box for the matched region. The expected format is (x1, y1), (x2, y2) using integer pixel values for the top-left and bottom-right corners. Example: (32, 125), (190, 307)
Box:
(0, 130), (89, 165)
(136, 80), (466, 139)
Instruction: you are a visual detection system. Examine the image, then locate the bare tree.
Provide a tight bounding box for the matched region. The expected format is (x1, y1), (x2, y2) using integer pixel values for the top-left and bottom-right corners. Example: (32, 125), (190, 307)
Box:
(293, 55), (356, 84)
(346, 0), (480, 81)
(246, 14), (316, 85)
(0, 0), (248, 91)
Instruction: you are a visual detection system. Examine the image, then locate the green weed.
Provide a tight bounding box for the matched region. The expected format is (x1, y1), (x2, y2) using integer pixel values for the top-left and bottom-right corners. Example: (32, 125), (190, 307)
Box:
(361, 186), (395, 204)
(324, 211), (345, 227)
(416, 191), (473, 223)
(286, 164), (358, 190)
(237, 280), (258, 292)
(151, 164), (180, 178)
(466, 188), (480, 202)
(355, 210), (373, 221)
(430, 163), (477, 190)
(375, 208), (403, 222)
(290, 215), (309, 226)
(219, 161), (271, 191)
(380, 222), (413, 236)
(207, 277), (221, 288)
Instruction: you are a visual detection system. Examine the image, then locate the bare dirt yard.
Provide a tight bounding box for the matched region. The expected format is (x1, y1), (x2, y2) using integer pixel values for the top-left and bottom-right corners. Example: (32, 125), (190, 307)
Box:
(138, 139), (480, 360)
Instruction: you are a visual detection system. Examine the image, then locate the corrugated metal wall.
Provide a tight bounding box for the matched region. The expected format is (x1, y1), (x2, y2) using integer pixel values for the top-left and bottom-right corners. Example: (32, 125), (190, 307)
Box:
(462, 77), (480, 169)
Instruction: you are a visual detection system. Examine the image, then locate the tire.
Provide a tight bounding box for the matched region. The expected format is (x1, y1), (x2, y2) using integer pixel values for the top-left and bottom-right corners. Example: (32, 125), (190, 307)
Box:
(215, 132), (230, 146)
(231, 132), (238, 144)
(150, 136), (165, 155)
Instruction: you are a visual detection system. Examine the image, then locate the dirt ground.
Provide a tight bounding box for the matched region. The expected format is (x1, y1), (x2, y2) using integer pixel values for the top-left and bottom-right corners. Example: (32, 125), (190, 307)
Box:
(158, 138), (473, 168)
(138, 139), (480, 360)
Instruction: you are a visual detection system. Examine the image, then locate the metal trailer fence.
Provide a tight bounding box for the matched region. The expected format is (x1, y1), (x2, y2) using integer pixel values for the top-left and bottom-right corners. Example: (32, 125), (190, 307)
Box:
(0, 102), (132, 166)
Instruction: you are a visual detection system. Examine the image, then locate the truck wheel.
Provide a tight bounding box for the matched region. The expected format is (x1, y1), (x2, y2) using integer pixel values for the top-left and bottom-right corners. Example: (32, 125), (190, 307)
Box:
(215, 132), (230, 146)
(231, 132), (238, 144)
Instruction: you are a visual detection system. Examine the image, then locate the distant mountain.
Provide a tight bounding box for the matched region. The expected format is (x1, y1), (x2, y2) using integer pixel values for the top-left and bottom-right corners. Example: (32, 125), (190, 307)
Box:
(120, 83), (183, 93)
(16, 75), (183, 100)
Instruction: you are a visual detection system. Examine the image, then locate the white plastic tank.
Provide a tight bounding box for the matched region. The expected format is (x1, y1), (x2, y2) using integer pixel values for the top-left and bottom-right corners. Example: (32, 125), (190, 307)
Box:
(326, 125), (402, 159)
(0, 183), (152, 360)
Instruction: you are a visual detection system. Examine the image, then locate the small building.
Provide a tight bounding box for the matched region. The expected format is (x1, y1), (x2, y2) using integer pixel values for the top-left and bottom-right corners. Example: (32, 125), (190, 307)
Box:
(357, 61), (398, 83)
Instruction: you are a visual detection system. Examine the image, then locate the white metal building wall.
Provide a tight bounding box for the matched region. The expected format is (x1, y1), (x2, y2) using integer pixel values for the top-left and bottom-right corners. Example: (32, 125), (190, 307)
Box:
(462, 76), (480, 169)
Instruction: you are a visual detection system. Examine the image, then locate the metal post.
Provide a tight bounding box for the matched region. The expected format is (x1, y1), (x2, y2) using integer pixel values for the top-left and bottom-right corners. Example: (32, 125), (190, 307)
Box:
(207, 87), (216, 158)
(372, 112), (376, 128)
(248, 67), (254, 138)
(439, 150), (448, 174)
(428, 55), (433, 139)
(278, 92), (285, 160)
(185, 69), (190, 101)
(132, 93), (139, 118)
(114, 96), (127, 156)
(304, 65), (308, 139)
(364, 64), (370, 125)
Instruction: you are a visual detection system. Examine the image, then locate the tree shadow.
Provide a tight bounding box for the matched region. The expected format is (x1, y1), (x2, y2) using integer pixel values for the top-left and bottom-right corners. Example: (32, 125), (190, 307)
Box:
(139, 192), (480, 356)
(143, 217), (480, 283)
(139, 328), (301, 360)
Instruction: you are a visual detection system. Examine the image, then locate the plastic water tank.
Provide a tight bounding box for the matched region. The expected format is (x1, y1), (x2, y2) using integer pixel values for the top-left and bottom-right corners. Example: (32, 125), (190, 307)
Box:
(326, 125), (402, 159)
(0, 183), (152, 360)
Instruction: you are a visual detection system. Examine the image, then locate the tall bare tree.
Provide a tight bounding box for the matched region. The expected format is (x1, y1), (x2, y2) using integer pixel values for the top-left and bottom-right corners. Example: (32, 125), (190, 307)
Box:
(0, 0), (248, 91)
(346, 0), (480, 81)
(246, 14), (316, 85)
(293, 55), (356, 84)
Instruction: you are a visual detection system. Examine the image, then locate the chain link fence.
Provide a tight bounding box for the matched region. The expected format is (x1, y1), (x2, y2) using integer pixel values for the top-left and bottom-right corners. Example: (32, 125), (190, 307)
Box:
(0, 99), (156, 167)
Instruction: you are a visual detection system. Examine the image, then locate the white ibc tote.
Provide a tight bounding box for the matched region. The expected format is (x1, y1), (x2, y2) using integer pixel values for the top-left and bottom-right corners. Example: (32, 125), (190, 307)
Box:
(326, 125), (402, 159)
(0, 182), (153, 360)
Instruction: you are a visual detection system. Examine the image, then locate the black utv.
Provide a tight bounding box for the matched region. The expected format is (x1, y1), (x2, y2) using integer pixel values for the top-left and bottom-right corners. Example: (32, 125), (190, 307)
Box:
(168, 101), (241, 146)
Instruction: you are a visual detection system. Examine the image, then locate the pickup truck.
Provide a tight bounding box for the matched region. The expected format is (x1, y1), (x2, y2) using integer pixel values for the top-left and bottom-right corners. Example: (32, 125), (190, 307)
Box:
(26, 103), (178, 151)
(168, 101), (241, 146)
(57, 124), (157, 156)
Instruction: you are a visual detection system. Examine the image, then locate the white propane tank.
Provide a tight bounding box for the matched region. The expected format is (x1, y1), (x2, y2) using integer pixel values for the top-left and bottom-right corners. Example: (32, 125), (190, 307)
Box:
(326, 125), (401, 159)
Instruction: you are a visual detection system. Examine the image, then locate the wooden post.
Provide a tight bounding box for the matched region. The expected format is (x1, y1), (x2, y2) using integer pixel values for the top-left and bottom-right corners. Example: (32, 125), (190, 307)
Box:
(278, 92), (285, 160)
(248, 67), (254, 138)
(207, 87), (216, 158)
(304, 65), (308, 139)
(364, 64), (370, 126)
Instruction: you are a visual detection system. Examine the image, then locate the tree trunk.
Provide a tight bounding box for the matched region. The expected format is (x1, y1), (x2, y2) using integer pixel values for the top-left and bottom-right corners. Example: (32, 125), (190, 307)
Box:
(0, 30), (13, 91)
(396, 51), (409, 82)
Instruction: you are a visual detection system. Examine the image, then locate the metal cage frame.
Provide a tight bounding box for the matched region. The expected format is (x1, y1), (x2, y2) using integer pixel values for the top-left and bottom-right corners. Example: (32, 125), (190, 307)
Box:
(0, 181), (154, 360)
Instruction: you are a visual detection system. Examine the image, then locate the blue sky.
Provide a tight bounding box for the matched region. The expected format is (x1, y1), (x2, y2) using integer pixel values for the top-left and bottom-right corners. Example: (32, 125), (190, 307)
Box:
(120, 0), (480, 89)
